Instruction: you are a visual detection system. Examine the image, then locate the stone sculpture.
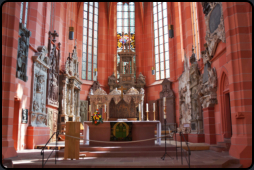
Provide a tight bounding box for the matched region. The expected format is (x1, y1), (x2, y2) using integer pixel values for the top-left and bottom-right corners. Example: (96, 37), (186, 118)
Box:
(16, 23), (31, 82)
(58, 40), (82, 133)
(30, 46), (50, 127)
(47, 30), (61, 107)
(201, 2), (225, 57)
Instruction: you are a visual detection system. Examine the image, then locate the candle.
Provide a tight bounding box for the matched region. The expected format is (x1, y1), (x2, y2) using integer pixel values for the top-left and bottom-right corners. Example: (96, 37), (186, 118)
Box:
(139, 104), (141, 112)
(146, 103), (148, 112)
(163, 97), (166, 106)
(97, 105), (98, 109)
(164, 114), (166, 119)
(153, 103), (155, 112)
(104, 104), (106, 112)
(89, 105), (91, 112)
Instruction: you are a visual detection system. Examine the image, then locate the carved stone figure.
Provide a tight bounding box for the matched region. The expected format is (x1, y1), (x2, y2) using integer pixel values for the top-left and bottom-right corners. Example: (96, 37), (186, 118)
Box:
(47, 30), (60, 107)
(30, 46), (50, 127)
(36, 74), (45, 93)
(16, 23), (31, 82)
(58, 40), (82, 133)
(201, 2), (211, 16)
(124, 63), (129, 74)
(203, 2), (225, 57)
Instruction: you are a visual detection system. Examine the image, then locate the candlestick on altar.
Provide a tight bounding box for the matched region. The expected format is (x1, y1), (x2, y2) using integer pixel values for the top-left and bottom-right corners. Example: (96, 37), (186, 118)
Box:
(154, 111), (156, 121)
(139, 104), (141, 121)
(88, 105), (91, 121)
(146, 111), (149, 121)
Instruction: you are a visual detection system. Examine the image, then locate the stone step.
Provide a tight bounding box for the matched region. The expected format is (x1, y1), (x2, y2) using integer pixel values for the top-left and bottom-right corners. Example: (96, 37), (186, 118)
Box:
(79, 145), (176, 152)
(210, 146), (227, 152)
(224, 138), (231, 143)
(57, 150), (186, 158)
(217, 142), (231, 150)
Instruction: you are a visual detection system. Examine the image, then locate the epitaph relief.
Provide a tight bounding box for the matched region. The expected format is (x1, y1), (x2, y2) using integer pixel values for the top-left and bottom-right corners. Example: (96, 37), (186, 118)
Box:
(30, 46), (50, 127)
(189, 49), (203, 134)
(16, 23), (31, 82)
(58, 41), (82, 133)
(159, 79), (175, 125)
(201, 2), (225, 57)
(178, 54), (191, 128)
(80, 100), (88, 123)
(47, 30), (61, 107)
(47, 108), (58, 142)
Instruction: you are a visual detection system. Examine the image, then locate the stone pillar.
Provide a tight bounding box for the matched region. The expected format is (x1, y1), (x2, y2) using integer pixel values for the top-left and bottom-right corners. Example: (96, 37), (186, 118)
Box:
(203, 107), (216, 144)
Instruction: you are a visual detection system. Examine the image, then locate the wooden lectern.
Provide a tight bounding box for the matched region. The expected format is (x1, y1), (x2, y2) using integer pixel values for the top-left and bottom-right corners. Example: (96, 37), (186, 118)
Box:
(64, 122), (80, 160)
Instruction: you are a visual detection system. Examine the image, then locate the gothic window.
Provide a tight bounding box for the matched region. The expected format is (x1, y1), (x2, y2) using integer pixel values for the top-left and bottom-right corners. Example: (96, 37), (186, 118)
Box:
(153, 2), (170, 80)
(82, 2), (99, 81)
(191, 2), (200, 60)
(20, 2), (29, 28)
(117, 2), (135, 80)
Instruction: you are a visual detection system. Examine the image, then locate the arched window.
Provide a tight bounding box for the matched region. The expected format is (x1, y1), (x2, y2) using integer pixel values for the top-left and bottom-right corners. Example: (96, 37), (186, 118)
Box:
(153, 2), (170, 80)
(82, 2), (99, 81)
(20, 2), (29, 28)
(117, 2), (135, 80)
(191, 2), (200, 60)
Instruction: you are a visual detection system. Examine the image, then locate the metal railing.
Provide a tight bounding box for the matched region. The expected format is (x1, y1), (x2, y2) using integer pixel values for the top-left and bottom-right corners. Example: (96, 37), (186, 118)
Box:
(41, 131), (59, 168)
(179, 131), (191, 168)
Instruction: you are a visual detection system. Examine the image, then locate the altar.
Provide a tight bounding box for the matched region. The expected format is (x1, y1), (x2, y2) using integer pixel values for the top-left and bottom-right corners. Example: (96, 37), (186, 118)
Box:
(83, 121), (161, 146)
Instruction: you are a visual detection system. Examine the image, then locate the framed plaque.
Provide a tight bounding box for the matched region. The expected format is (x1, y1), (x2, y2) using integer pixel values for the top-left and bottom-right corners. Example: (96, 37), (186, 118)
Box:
(21, 109), (28, 124)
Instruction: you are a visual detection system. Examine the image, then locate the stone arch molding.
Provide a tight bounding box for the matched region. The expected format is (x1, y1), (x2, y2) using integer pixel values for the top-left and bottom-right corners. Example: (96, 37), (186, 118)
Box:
(202, 2), (226, 57)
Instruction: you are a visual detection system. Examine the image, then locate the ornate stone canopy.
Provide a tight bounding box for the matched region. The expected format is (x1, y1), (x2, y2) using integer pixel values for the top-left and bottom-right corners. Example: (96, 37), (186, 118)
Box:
(89, 87), (145, 120)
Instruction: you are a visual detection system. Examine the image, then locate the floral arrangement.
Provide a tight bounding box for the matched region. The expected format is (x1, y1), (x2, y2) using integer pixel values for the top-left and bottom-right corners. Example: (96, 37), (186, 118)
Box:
(92, 109), (103, 125)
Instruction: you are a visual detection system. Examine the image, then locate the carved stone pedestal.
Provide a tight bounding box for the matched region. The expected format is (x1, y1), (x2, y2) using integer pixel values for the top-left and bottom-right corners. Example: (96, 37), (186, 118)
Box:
(187, 134), (205, 143)
(173, 133), (188, 142)
(203, 107), (216, 144)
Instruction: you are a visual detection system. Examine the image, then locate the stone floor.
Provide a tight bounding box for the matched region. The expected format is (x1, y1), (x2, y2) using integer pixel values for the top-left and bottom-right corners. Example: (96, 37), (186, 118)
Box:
(3, 140), (242, 168)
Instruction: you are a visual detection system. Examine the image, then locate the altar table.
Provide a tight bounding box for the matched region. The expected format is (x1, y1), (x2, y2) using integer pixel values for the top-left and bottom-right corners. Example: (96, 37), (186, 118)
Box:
(83, 121), (161, 146)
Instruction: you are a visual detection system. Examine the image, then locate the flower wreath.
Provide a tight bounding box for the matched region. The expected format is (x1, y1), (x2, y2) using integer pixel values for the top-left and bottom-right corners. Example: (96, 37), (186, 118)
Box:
(92, 109), (103, 125)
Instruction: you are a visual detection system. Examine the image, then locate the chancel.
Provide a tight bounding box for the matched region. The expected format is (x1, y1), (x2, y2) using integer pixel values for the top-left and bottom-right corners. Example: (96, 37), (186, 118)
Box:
(2, 2), (252, 168)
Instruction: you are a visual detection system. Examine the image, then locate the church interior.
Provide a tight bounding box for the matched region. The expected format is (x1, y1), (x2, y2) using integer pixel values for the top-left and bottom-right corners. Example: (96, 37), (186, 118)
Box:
(2, 2), (252, 168)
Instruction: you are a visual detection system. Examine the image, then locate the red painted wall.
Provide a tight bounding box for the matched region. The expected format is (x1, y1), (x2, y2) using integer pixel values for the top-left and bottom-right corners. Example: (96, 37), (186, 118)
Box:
(2, 2), (252, 167)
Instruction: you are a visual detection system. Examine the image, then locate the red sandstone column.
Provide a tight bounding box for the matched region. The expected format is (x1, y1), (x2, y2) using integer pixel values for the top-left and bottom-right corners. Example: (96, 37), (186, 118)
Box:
(203, 107), (216, 144)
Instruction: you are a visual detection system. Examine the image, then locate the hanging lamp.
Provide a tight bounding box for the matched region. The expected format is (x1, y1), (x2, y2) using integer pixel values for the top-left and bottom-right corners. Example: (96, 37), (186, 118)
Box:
(168, 2), (174, 38)
(69, 3), (74, 40)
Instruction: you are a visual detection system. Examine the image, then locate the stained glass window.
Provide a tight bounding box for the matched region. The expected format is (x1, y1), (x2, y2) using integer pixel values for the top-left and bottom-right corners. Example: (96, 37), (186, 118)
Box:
(20, 2), (29, 28)
(82, 2), (99, 81)
(153, 2), (170, 80)
(191, 2), (200, 60)
(117, 2), (135, 80)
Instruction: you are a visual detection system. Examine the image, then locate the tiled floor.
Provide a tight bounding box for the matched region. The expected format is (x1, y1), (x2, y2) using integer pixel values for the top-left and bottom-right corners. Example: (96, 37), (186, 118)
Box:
(5, 140), (241, 168)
